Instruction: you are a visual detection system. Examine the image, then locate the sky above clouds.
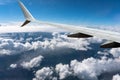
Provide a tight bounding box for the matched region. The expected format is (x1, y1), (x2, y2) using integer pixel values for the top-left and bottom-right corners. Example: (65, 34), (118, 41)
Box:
(1, 0), (120, 26)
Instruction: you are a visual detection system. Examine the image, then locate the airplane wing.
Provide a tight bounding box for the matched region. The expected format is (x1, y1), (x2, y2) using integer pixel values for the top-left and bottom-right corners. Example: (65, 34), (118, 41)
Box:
(18, 0), (120, 48)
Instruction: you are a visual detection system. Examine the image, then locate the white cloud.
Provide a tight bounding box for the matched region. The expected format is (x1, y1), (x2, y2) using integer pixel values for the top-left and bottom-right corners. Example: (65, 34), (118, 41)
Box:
(52, 77), (58, 80)
(98, 48), (120, 58)
(0, 38), (32, 55)
(49, 56), (120, 80)
(29, 32), (91, 51)
(55, 63), (71, 79)
(70, 57), (120, 80)
(21, 55), (43, 69)
(10, 64), (17, 68)
(109, 48), (120, 58)
(112, 74), (120, 80)
(33, 67), (53, 80)
(0, 49), (12, 55)
(0, 32), (95, 56)
(32, 56), (120, 80)
(97, 51), (109, 56)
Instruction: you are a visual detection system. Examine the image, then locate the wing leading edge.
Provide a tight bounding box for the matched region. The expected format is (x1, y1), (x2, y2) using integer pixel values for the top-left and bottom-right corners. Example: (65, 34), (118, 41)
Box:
(18, 0), (120, 48)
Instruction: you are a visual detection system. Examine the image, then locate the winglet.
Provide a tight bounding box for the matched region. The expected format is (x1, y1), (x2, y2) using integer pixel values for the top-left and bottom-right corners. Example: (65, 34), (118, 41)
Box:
(18, 0), (35, 27)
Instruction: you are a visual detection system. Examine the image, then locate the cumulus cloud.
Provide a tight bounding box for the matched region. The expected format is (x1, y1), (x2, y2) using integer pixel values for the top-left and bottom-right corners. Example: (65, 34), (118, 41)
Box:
(97, 51), (110, 56)
(50, 32), (91, 51)
(35, 32), (90, 51)
(0, 38), (32, 55)
(29, 32), (91, 51)
(33, 67), (53, 80)
(112, 74), (120, 80)
(55, 63), (72, 79)
(50, 57), (120, 80)
(109, 48), (120, 58)
(21, 55), (43, 69)
(0, 32), (97, 56)
(31, 56), (120, 80)
(70, 57), (120, 80)
(97, 48), (120, 58)
(10, 64), (17, 68)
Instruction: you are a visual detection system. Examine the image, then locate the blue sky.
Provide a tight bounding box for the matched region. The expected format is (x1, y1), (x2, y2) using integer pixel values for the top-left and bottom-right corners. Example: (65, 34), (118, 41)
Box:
(1, 0), (120, 26)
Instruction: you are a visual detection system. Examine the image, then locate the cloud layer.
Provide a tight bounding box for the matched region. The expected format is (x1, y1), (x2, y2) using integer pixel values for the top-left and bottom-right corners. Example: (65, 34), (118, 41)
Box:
(33, 56), (120, 80)
(0, 25), (119, 80)
(0, 32), (95, 56)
